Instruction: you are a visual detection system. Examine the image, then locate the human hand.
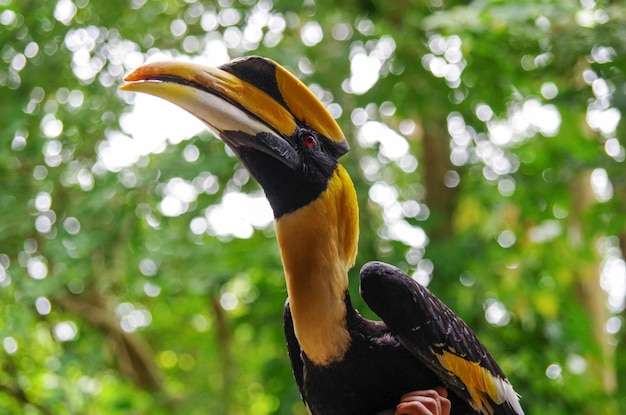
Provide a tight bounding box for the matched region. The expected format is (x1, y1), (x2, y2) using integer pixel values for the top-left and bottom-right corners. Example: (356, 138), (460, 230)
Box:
(394, 388), (450, 415)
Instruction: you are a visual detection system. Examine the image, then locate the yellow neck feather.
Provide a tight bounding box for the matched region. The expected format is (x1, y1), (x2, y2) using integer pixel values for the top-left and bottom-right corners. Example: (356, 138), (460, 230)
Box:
(275, 165), (359, 365)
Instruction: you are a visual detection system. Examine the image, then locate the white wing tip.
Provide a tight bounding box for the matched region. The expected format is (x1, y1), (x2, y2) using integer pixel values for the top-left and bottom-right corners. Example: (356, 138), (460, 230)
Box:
(494, 377), (525, 415)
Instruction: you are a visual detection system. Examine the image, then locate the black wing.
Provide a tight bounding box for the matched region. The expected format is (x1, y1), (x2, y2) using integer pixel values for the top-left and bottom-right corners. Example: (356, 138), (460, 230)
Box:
(359, 261), (524, 415)
(283, 299), (308, 407)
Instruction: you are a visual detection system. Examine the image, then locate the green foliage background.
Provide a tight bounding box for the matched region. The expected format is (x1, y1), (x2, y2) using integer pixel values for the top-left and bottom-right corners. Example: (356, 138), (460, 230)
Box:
(1, 0), (625, 414)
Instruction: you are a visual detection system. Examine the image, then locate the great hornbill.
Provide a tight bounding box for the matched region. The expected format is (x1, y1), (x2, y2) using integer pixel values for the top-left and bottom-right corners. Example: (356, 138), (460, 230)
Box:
(121, 56), (524, 415)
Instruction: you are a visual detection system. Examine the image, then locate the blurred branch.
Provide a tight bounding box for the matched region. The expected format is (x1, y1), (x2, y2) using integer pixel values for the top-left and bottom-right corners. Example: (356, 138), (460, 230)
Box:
(56, 289), (163, 392)
(0, 361), (53, 415)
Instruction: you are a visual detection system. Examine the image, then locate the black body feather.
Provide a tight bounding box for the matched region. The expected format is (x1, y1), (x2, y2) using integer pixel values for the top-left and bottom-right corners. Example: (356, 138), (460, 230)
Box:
(283, 261), (521, 415)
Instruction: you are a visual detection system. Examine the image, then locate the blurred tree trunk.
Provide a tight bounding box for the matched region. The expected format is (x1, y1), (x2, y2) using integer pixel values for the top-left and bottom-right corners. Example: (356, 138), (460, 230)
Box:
(616, 199), (626, 399)
(569, 172), (617, 399)
(210, 292), (235, 413)
(421, 115), (456, 240)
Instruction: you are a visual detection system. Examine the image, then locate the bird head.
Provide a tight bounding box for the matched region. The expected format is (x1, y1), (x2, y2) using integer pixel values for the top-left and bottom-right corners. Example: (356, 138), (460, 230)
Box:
(122, 57), (348, 217)
(121, 57), (358, 269)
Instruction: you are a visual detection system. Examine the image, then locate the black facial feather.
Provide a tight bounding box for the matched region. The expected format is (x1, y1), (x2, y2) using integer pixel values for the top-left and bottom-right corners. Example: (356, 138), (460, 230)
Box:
(290, 128), (339, 189)
(230, 128), (340, 219)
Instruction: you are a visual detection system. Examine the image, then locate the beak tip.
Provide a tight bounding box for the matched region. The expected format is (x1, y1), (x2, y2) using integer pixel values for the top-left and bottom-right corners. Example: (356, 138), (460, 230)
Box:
(123, 67), (145, 82)
(121, 64), (159, 90)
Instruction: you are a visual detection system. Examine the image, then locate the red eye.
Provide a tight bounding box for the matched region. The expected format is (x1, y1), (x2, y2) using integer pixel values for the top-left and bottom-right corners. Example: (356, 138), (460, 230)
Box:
(303, 134), (316, 148)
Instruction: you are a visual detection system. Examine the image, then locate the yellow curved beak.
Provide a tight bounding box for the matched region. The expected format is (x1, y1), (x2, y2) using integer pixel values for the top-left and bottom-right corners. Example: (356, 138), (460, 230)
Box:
(120, 57), (348, 169)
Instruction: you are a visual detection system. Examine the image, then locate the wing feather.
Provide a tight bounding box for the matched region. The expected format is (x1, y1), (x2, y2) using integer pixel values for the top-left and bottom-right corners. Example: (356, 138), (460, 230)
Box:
(283, 299), (307, 402)
(360, 261), (523, 415)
